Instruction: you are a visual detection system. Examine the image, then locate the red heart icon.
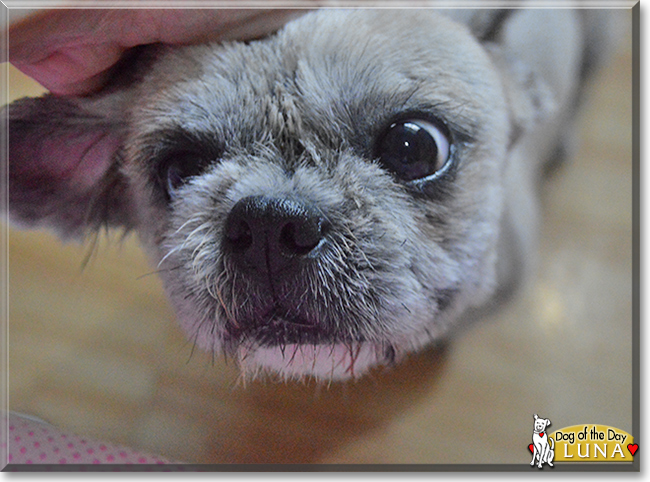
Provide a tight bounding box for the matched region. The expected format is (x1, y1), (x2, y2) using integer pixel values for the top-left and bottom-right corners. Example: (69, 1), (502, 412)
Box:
(627, 443), (638, 456)
(528, 444), (534, 453)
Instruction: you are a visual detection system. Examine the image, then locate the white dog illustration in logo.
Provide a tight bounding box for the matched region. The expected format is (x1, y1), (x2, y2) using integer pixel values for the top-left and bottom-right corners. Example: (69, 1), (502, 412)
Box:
(531, 414), (555, 468)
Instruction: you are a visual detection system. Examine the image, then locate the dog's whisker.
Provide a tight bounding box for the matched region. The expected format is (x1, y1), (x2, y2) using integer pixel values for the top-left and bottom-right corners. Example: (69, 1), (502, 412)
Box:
(172, 214), (204, 237)
(136, 265), (184, 281)
(157, 243), (183, 268)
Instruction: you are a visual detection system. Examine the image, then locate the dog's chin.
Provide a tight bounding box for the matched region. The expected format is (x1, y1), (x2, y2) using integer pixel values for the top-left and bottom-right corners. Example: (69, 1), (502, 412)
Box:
(236, 342), (389, 381)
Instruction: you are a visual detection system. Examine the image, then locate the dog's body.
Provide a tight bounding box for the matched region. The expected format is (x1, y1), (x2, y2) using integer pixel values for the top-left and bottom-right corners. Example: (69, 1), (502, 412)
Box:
(6, 9), (617, 380)
(531, 414), (554, 468)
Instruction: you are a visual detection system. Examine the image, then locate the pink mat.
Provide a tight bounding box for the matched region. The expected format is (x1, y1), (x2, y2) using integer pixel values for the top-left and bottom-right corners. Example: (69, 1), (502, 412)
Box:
(4, 412), (172, 465)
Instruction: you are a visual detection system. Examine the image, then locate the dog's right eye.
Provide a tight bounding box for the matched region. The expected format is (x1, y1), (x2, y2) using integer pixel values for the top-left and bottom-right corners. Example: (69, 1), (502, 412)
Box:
(158, 150), (213, 200)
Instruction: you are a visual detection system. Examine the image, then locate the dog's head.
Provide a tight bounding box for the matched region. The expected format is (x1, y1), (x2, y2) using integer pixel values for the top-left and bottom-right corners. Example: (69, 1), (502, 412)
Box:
(7, 10), (554, 380)
(533, 414), (551, 433)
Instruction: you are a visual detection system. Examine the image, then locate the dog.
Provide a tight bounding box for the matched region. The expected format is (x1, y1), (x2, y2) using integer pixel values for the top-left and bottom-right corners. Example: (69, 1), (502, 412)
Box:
(531, 414), (555, 468)
(5, 9), (618, 380)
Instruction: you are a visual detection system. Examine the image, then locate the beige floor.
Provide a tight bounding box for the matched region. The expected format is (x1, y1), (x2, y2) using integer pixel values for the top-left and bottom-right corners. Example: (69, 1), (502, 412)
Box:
(6, 13), (634, 466)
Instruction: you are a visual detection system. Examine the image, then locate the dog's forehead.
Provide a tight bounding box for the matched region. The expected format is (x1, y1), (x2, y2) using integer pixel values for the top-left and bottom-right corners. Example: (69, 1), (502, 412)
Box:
(132, 9), (506, 148)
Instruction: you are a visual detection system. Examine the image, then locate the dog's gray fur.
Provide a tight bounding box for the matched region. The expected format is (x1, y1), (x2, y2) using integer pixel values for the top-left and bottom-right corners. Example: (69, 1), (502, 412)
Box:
(5, 9), (617, 379)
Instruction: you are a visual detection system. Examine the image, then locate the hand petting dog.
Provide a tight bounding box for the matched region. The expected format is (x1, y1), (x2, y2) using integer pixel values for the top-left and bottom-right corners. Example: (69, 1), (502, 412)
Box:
(8, 8), (311, 96)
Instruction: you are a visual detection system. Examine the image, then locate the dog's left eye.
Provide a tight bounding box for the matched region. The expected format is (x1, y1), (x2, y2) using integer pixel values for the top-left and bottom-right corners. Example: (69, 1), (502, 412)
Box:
(374, 119), (451, 181)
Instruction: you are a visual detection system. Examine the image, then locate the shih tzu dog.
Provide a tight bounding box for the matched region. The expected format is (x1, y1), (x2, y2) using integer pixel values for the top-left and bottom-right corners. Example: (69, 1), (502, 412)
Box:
(5, 9), (617, 380)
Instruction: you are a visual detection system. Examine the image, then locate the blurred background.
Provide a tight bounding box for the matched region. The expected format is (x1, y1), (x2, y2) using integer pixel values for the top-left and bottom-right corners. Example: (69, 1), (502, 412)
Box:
(6, 8), (634, 465)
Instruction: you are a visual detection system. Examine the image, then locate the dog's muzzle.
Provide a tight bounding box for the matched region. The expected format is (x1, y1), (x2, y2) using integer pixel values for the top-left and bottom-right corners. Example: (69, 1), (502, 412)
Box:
(222, 195), (335, 345)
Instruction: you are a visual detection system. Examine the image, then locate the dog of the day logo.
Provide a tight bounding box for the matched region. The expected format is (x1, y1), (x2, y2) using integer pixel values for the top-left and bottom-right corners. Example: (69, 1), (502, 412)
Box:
(529, 414), (555, 468)
(527, 415), (636, 467)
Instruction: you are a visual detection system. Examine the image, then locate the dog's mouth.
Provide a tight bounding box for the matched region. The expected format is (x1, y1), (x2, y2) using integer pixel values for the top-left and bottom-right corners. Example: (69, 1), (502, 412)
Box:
(222, 305), (399, 379)
(224, 305), (361, 347)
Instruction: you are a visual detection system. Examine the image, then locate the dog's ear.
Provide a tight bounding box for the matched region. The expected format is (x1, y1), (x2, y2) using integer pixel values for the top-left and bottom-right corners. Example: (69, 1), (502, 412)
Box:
(534, 414), (539, 420)
(5, 91), (135, 240)
(545, 419), (551, 429)
(4, 46), (162, 240)
(480, 10), (586, 140)
(485, 45), (555, 142)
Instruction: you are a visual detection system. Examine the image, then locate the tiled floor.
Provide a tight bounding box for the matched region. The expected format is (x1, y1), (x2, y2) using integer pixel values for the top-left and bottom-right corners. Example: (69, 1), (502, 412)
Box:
(6, 11), (634, 466)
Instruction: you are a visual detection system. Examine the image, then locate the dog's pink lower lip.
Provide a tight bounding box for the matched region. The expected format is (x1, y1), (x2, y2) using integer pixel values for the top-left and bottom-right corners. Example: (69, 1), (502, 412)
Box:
(238, 342), (382, 380)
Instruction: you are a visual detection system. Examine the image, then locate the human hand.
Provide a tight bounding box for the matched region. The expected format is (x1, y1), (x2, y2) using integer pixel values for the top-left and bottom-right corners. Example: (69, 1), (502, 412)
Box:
(9, 8), (311, 96)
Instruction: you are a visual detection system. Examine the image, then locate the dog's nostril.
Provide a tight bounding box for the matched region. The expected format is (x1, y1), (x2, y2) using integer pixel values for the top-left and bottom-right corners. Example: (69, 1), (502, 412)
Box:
(225, 218), (253, 252)
(279, 220), (325, 256)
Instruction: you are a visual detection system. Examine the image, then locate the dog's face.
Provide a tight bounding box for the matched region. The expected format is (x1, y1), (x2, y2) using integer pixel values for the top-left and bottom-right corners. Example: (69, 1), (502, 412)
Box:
(8, 10), (550, 380)
(534, 415), (551, 433)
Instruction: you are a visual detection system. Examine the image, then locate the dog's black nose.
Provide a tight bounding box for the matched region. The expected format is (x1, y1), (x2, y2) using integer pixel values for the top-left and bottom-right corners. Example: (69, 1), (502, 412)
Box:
(223, 196), (328, 283)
